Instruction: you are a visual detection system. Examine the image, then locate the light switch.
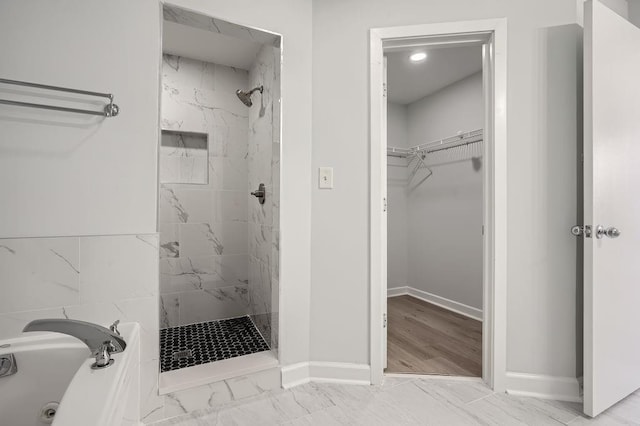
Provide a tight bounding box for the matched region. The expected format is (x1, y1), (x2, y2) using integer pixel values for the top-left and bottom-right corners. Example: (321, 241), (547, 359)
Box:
(319, 167), (334, 189)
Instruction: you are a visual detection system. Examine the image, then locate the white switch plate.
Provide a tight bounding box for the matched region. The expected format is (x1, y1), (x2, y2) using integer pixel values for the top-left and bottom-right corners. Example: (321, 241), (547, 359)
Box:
(319, 167), (334, 189)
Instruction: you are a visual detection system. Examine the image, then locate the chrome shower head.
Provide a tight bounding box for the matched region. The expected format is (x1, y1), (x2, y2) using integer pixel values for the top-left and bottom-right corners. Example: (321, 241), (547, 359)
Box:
(235, 85), (263, 107)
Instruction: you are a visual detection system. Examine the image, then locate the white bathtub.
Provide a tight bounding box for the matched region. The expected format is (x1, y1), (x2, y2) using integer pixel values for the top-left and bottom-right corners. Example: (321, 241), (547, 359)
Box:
(0, 322), (140, 426)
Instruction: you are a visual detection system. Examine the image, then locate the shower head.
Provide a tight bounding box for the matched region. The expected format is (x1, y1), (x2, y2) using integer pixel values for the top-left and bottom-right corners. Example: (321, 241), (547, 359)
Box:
(236, 85), (263, 107)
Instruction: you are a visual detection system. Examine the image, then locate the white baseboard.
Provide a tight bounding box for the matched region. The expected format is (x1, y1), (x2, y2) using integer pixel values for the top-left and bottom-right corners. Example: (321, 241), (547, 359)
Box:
(387, 286), (483, 322)
(281, 362), (371, 389)
(387, 286), (409, 297)
(505, 372), (582, 402)
(281, 362), (311, 388)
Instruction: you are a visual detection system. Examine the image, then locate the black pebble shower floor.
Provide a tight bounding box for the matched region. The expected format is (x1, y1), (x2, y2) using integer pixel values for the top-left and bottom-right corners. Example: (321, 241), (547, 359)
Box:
(160, 316), (270, 373)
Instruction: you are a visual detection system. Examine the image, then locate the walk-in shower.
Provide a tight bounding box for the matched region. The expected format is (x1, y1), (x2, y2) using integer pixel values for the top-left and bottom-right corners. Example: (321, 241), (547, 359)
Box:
(236, 85), (263, 107)
(158, 5), (281, 391)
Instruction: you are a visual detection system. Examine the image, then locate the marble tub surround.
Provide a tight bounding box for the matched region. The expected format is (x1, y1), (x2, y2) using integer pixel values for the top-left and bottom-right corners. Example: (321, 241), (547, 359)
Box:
(247, 43), (281, 351)
(160, 53), (250, 328)
(0, 234), (162, 424)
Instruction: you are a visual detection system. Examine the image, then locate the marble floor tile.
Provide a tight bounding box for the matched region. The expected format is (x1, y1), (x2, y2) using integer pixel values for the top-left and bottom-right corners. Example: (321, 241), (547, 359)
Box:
(412, 377), (493, 404)
(464, 393), (571, 425)
(374, 381), (480, 425)
(148, 377), (640, 426)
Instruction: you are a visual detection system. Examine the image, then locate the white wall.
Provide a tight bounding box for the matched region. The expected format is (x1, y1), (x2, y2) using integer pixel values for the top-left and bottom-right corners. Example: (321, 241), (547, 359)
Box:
(311, 0), (581, 382)
(407, 72), (483, 143)
(406, 72), (483, 310)
(386, 102), (409, 289)
(630, 0), (640, 26)
(600, 0), (629, 17)
(0, 1), (159, 238)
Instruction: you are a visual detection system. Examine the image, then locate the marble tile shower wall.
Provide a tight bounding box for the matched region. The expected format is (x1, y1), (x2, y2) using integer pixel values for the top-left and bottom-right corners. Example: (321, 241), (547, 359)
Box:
(159, 55), (250, 328)
(0, 234), (162, 423)
(247, 44), (280, 351)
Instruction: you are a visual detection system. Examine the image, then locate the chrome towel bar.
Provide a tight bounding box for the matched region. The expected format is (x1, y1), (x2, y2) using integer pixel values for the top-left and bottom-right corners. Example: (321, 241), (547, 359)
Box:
(0, 77), (119, 117)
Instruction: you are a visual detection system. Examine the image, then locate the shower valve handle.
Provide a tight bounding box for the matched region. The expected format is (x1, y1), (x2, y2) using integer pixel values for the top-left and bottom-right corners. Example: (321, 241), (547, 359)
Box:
(251, 183), (266, 205)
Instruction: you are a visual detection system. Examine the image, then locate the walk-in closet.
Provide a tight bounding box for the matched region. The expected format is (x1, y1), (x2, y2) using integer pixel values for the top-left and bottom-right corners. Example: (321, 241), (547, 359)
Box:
(386, 44), (484, 376)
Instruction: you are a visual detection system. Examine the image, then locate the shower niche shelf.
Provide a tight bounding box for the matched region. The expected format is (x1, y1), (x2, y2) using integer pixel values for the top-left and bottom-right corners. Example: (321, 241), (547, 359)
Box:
(160, 129), (209, 185)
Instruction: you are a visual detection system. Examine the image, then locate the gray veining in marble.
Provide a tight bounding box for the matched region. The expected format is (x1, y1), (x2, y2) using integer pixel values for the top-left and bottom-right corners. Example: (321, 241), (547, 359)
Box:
(146, 377), (640, 426)
(0, 234), (161, 423)
(163, 5), (280, 48)
(247, 42), (281, 351)
(159, 53), (251, 328)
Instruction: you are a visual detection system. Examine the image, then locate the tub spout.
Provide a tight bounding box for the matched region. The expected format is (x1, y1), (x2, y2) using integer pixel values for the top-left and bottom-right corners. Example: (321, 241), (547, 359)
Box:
(23, 319), (126, 369)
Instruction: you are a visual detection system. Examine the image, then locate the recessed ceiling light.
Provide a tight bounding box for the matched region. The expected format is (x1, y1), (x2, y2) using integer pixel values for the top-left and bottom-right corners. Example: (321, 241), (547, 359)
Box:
(410, 52), (427, 62)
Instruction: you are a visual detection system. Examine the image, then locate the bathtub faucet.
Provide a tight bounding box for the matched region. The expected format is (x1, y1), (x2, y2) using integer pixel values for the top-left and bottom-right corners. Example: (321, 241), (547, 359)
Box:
(23, 319), (127, 369)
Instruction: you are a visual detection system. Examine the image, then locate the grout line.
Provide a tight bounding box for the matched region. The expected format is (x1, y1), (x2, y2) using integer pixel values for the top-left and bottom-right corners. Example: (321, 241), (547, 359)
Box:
(466, 391), (496, 405)
(565, 415), (583, 425)
(159, 316), (270, 373)
(246, 314), (272, 349)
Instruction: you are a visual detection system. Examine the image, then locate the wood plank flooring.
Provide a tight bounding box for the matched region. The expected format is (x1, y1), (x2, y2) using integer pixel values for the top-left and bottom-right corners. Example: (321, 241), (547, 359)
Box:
(386, 295), (482, 376)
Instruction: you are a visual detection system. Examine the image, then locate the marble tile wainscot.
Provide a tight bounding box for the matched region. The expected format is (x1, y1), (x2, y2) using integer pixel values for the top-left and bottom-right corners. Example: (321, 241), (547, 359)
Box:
(0, 234), (162, 423)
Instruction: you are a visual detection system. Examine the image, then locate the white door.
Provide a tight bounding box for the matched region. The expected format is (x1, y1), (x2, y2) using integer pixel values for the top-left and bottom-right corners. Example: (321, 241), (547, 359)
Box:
(583, 0), (640, 417)
(382, 55), (388, 369)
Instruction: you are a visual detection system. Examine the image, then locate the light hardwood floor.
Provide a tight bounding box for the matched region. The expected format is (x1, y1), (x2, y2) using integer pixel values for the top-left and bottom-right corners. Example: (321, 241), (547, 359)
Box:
(386, 295), (482, 376)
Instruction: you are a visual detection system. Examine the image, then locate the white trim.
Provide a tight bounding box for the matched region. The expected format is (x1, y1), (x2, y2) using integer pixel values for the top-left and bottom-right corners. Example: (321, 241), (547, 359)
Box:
(281, 362), (311, 389)
(387, 287), (483, 322)
(387, 285), (409, 297)
(505, 372), (583, 402)
(281, 362), (371, 389)
(369, 18), (508, 391)
(309, 362), (371, 385)
(385, 373), (485, 383)
(159, 351), (278, 395)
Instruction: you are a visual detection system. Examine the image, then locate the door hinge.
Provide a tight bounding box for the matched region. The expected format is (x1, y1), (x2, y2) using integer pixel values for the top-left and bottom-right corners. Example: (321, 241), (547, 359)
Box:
(383, 197), (387, 212)
(383, 82), (387, 98)
(571, 225), (592, 238)
(383, 313), (387, 328)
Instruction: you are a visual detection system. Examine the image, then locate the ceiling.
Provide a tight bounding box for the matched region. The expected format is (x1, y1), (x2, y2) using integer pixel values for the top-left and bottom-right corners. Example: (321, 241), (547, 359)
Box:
(386, 45), (483, 105)
(163, 20), (262, 70)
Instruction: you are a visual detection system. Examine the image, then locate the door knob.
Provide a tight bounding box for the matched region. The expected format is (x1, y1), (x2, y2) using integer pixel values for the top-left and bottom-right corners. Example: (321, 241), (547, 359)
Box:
(595, 225), (621, 239)
(251, 183), (266, 205)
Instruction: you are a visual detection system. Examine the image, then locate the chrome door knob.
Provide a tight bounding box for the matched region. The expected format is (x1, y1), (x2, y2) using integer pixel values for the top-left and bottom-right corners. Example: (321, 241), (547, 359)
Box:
(605, 227), (621, 238)
(595, 225), (621, 239)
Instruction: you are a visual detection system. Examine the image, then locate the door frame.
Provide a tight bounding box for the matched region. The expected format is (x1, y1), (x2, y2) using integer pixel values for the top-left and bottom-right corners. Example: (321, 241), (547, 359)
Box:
(369, 18), (508, 390)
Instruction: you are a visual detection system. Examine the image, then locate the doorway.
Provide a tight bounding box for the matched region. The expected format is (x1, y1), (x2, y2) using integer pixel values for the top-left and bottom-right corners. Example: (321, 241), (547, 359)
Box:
(385, 44), (484, 377)
(157, 4), (282, 393)
(369, 20), (508, 389)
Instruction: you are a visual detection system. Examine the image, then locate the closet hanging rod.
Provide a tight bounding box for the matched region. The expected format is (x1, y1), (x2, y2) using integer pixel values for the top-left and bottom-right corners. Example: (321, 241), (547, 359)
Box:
(0, 78), (120, 117)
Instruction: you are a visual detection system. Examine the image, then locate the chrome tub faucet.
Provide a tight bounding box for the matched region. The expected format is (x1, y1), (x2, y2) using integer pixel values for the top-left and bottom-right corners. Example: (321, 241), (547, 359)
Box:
(23, 319), (126, 369)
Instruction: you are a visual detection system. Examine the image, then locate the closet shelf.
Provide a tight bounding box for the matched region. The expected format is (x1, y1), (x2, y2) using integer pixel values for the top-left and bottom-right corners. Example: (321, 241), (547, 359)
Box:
(387, 129), (483, 187)
(387, 129), (483, 158)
